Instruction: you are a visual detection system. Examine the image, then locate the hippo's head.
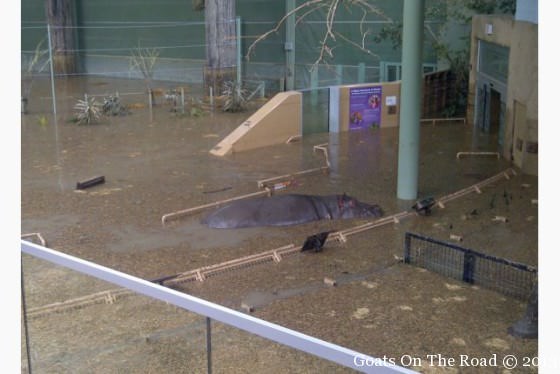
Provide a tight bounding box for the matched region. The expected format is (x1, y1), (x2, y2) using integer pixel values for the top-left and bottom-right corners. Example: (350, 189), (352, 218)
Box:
(336, 194), (384, 219)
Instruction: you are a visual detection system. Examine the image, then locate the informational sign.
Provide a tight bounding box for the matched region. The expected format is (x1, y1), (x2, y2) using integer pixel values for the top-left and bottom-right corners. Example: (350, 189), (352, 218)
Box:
(349, 86), (382, 130)
(385, 95), (397, 106)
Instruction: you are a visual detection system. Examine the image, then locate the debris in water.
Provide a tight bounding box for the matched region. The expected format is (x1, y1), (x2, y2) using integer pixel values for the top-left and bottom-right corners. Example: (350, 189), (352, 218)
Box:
(76, 176), (105, 190)
(301, 231), (331, 252)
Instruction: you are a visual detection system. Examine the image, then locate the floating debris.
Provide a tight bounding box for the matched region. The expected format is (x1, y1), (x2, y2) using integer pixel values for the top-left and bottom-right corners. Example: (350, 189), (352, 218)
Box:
(352, 307), (370, 320)
(361, 281), (378, 289)
(76, 175), (105, 190)
(241, 302), (254, 313)
(445, 283), (463, 291)
(450, 234), (463, 242)
(450, 337), (467, 346)
(491, 216), (509, 223)
(483, 338), (510, 351)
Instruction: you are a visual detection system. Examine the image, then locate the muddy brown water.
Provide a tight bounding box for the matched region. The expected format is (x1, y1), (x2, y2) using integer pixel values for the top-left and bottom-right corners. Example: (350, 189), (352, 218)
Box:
(22, 77), (538, 373)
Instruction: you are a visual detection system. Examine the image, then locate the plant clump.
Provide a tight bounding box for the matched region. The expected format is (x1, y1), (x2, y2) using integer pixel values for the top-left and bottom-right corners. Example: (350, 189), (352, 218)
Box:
(102, 95), (130, 116)
(73, 95), (102, 125)
(222, 81), (248, 113)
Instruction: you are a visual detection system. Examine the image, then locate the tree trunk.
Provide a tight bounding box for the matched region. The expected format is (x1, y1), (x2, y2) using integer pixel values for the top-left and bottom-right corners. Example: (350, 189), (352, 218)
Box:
(204, 0), (236, 95)
(45, 0), (77, 75)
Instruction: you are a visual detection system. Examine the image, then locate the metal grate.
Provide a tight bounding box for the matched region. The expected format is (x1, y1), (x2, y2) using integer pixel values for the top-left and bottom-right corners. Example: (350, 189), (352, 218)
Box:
(404, 232), (537, 300)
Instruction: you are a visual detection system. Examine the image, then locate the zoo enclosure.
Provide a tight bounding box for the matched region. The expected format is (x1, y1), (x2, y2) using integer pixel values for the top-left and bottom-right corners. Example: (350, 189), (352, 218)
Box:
(22, 0), (468, 124)
(21, 240), (415, 374)
(403, 232), (537, 301)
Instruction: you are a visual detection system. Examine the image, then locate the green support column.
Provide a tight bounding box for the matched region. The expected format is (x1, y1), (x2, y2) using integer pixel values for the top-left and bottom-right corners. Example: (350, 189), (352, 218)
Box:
(285, 0), (296, 91)
(397, 0), (425, 200)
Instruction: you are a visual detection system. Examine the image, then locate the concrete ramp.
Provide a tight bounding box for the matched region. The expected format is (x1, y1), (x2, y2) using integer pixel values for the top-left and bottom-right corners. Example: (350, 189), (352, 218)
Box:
(210, 91), (302, 156)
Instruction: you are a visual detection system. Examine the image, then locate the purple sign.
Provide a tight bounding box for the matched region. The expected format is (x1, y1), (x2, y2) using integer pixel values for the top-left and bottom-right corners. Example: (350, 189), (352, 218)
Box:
(349, 86), (382, 130)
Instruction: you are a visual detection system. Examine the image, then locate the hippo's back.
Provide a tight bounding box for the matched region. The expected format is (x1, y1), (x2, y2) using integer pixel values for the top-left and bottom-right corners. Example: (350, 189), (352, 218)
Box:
(202, 194), (324, 229)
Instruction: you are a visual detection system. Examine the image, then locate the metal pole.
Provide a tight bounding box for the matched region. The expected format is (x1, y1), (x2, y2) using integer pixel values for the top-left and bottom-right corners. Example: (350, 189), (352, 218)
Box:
(335, 65), (343, 85)
(397, 0), (425, 200)
(358, 62), (366, 83)
(310, 67), (318, 106)
(21, 258), (33, 374)
(206, 317), (212, 374)
(46, 24), (57, 116)
(236, 17), (242, 84)
(285, 0), (296, 90)
(148, 89), (153, 122)
(181, 87), (185, 114)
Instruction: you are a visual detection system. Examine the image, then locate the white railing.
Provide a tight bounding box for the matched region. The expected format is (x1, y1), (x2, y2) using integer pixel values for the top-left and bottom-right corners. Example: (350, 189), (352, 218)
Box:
(21, 240), (415, 374)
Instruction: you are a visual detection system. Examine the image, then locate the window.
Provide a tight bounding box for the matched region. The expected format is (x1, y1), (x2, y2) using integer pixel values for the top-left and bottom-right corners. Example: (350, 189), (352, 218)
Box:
(380, 62), (437, 82)
(478, 40), (509, 84)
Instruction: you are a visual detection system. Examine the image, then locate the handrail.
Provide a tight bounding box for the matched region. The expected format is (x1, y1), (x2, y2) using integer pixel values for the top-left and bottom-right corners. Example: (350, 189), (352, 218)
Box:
(21, 240), (415, 374)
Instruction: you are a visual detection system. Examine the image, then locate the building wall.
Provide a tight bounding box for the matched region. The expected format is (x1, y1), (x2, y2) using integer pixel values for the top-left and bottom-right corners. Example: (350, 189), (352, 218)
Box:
(468, 15), (538, 175)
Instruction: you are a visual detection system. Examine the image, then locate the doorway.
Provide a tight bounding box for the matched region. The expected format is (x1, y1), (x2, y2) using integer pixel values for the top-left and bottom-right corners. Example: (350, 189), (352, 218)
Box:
(489, 89), (501, 134)
(475, 81), (506, 147)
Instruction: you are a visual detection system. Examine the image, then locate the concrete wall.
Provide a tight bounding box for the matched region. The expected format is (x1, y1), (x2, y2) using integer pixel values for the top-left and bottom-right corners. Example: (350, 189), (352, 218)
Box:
(468, 15), (538, 175)
(210, 91), (302, 156)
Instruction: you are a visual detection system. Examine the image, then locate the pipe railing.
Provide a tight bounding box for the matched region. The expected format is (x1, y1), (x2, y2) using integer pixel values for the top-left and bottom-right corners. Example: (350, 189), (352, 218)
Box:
(21, 240), (415, 374)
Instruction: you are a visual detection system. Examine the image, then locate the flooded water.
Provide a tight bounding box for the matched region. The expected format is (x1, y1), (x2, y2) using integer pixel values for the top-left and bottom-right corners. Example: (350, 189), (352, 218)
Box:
(21, 76), (538, 373)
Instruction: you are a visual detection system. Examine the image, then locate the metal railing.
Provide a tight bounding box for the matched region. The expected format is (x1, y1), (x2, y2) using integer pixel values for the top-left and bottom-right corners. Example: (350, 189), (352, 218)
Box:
(21, 240), (415, 374)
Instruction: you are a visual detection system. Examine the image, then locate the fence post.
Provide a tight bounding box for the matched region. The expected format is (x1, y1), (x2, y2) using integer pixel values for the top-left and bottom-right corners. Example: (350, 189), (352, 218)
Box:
(236, 16), (242, 84)
(462, 251), (476, 283)
(358, 63), (366, 83)
(148, 89), (153, 122)
(206, 317), (212, 374)
(403, 233), (412, 264)
(47, 23), (57, 116)
(21, 259), (33, 374)
(310, 67), (318, 106)
(336, 65), (343, 85)
(181, 87), (185, 114)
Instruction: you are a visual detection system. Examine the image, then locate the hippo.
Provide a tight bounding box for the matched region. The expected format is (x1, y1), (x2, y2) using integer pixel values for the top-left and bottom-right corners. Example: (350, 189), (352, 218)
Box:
(201, 193), (384, 229)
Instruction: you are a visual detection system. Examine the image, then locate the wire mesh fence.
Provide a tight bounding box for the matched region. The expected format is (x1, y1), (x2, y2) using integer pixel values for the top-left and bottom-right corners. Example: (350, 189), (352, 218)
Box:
(404, 232), (537, 301)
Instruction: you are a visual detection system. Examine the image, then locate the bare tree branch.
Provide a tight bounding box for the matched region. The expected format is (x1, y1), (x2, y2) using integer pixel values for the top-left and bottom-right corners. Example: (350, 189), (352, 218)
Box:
(334, 31), (379, 60)
(246, 0), (393, 72)
(245, 0), (324, 60)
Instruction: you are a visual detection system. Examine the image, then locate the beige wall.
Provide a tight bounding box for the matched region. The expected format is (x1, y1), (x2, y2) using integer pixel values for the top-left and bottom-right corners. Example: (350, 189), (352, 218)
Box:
(338, 81), (401, 132)
(468, 15), (538, 175)
(210, 91), (301, 156)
